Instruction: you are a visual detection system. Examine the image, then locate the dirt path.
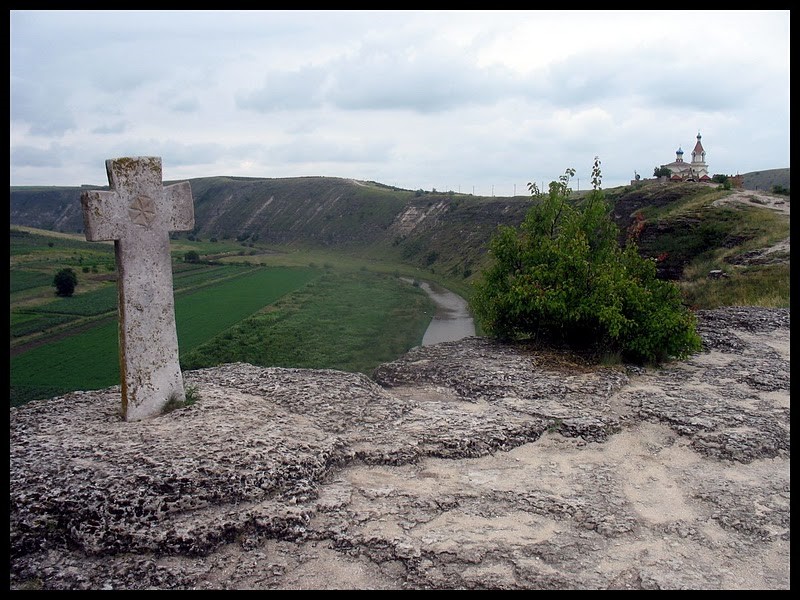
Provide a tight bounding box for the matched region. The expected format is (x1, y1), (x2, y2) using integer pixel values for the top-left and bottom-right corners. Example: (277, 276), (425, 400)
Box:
(711, 189), (790, 261)
(712, 189), (790, 216)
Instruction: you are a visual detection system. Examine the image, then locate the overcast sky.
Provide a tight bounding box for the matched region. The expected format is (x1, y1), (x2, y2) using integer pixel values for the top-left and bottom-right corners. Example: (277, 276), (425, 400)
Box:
(10, 10), (790, 195)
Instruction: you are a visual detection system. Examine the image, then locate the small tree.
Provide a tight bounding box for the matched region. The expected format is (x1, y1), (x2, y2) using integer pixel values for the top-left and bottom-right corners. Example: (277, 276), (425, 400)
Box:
(653, 166), (672, 178)
(53, 268), (78, 297)
(184, 250), (200, 263)
(472, 157), (702, 365)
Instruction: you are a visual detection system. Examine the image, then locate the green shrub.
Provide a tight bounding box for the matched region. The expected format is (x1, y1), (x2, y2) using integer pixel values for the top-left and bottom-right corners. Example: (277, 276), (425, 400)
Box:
(471, 158), (702, 364)
(52, 268), (78, 297)
(771, 184), (790, 196)
(653, 166), (672, 178)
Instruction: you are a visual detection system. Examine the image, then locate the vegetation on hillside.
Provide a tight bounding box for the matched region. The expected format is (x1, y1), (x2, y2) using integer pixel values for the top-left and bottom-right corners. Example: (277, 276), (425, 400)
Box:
(605, 184), (789, 309)
(180, 270), (435, 374)
(10, 169), (789, 300)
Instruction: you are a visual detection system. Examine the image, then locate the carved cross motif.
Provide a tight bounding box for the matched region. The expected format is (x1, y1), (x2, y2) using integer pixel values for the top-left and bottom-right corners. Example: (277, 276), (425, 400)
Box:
(129, 195), (157, 227)
(81, 157), (194, 421)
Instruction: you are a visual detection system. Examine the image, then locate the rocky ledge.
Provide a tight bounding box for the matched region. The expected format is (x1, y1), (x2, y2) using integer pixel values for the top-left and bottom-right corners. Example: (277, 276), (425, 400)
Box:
(9, 307), (790, 590)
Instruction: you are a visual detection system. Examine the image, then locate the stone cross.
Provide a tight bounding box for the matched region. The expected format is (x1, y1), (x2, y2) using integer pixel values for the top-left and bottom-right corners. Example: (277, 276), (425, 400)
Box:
(81, 157), (194, 421)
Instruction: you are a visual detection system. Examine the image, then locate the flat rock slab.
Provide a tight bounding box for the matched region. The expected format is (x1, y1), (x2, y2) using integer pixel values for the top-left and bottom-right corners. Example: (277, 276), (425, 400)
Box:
(9, 308), (790, 590)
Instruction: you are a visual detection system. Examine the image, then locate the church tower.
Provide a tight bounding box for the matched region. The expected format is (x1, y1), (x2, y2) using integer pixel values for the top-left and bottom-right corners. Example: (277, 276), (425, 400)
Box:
(690, 132), (709, 180)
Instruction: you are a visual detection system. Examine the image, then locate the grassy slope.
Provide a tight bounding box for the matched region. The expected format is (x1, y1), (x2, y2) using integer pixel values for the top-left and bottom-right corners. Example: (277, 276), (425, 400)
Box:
(605, 182), (789, 308)
(181, 269), (435, 375)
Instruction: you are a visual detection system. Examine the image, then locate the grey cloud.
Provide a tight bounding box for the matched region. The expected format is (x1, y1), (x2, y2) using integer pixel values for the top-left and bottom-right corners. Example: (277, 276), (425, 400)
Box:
(28, 118), (77, 137)
(270, 136), (392, 164)
(11, 144), (66, 167)
(85, 47), (164, 94)
(91, 122), (128, 134)
(169, 99), (200, 113)
(105, 140), (228, 167)
(11, 77), (77, 136)
(540, 46), (763, 113)
(326, 48), (522, 113)
(236, 67), (328, 112)
(237, 44), (528, 115)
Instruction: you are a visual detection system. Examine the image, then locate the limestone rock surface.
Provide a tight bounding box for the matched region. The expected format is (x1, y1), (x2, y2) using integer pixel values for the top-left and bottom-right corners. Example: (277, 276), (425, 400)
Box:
(9, 307), (790, 590)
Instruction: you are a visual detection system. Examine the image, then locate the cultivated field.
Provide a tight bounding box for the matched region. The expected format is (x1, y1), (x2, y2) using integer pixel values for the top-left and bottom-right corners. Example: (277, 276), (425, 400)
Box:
(10, 227), (436, 406)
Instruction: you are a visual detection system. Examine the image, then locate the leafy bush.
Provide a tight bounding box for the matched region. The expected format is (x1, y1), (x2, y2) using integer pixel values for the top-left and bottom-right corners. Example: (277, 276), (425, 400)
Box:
(52, 268), (78, 297)
(653, 166), (672, 178)
(471, 158), (702, 364)
(771, 184), (790, 196)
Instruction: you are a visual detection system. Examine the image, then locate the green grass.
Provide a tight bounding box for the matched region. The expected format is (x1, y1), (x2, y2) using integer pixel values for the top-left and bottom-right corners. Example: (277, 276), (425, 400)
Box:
(11, 318), (122, 406)
(10, 266), (320, 406)
(174, 266), (319, 351)
(631, 194), (790, 309)
(171, 264), (251, 292)
(10, 263), (267, 344)
(180, 270), (435, 375)
(10, 229), (115, 276)
(9, 269), (56, 293)
(10, 311), (78, 338)
(32, 284), (120, 316)
(679, 263), (790, 309)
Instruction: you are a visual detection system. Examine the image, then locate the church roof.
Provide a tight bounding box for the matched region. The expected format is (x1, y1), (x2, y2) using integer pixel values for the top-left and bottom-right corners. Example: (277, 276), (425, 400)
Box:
(693, 132), (705, 155)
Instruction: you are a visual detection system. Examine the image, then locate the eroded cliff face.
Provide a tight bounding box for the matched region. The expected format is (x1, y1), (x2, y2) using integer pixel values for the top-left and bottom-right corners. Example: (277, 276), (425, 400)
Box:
(387, 200), (451, 238)
(9, 307), (789, 590)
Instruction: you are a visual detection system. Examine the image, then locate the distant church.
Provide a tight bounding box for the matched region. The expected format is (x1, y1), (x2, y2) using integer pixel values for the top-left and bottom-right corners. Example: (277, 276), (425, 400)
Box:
(661, 132), (711, 182)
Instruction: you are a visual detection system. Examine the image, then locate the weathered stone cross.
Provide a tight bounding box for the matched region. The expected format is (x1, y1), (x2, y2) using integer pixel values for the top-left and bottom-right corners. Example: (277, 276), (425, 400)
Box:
(81, 157), (194, 421)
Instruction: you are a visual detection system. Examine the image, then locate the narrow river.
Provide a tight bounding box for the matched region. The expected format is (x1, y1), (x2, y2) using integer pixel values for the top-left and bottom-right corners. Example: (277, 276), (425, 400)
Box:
(409, 279), (476, 346)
